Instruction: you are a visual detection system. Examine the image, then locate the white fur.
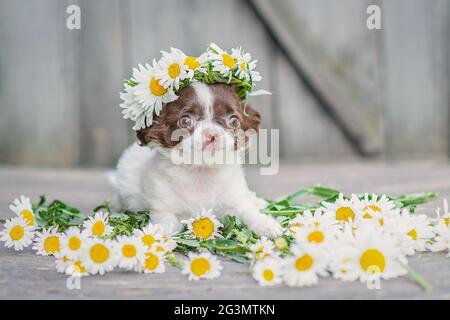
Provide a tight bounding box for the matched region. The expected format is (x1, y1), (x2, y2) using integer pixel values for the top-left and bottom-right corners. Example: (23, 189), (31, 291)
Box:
(111, 83), (282, 237)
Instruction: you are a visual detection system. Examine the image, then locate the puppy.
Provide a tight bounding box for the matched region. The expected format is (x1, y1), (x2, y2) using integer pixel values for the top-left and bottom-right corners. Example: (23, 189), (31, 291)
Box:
(111, 82), (282, 237)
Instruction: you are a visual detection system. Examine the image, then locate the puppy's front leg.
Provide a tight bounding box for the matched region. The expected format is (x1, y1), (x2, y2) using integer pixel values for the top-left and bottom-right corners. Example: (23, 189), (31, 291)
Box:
(229, 193), (282, 238)
(151, 211), (182, 235)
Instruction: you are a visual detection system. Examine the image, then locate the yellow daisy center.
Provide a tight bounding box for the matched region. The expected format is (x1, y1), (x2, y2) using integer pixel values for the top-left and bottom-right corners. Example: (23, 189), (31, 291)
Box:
(360, 249), (386, 273)
(63, 255), (69, 263)
(142, 234), (156, 248)
(363, 205), (381, 219)
(240, 62), (247, 71)
(122, 244), (137, 258)
(68, 237), (81, 251)
(192, 217), (215, 239)
(92, 221), (105, 236)
(145, 252), (160, 270)
(184, 56), (200, 70)
(307, 230), (325, 244)
(255, 246), (270, 259)
(44, 236), (60, 253)
(444, 217), (449, 227)
(21, 209), (35, 226)
(90, 243), (109, 263)
(336, 207), (355, 222)
(73, 260), (86, 274)
(150, 77), (167, 96)
(156, 245), (165, 253)
(295, 254), (314, 271)
(191, 257), (211, 276)
(9, 225), (24, 241)
(407, 228), (417, 240)
(168, 63), (181, 79)
(222, 53), (236, 68)
(262, 269), (274, 282)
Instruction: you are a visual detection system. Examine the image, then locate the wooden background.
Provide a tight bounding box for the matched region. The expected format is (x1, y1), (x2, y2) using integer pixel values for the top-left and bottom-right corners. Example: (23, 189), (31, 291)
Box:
(0, 0), (449, 167)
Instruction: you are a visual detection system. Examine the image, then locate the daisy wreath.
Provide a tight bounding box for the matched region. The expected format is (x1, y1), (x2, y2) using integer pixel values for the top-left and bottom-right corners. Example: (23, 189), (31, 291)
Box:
(120, 43), (269, 130)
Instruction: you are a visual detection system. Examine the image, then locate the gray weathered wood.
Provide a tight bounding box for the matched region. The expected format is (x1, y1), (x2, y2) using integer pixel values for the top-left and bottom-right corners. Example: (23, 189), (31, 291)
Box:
(0, 0), (80, 166)
(383, 0), (450, 158)
(250, 0), (385, 155)
(1, 162), (450, 299)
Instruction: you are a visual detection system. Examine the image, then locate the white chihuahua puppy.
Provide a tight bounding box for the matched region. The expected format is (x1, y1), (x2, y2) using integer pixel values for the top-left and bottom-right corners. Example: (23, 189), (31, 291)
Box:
(111, 82), (281, 237)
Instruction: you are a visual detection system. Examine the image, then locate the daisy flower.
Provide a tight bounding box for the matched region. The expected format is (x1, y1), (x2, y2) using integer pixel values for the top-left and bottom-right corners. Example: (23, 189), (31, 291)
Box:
(209, 43), (237, 81)
(428, 222), (450, 257)
(82, 211), (113, 238)
(133, 223), (164, 250)
(183, 52), (209, 77)
(287, 208), (336, 236)
(385, 209), (434, 256)
(286, 208), (335, 236)
(66, 260), (89, 277)
(182, 251), (223, 281)
(248, 236), (277, 261)
(60, 227), (88, 259)
(360, 193), (397, 226)
(231, 46), (261, 82)
(154, 233), (177, 254)
(433, 198), (450, 230)
(82, 238), (117, 275)
(0, 217), (34, 251)
(281, 244), (328, 287)
(294, 223), (336, 249)
(54, 252), (72, 273)
(322, 193), (361, 223)
(9, 195), (35, 226)
(182, 209), (222, 240)
(120, 84), (148, 131)
(327, 235), (359, 282)
(158, 47), (190, 90)
(32, 227), (62, 256)
(137, 249), (166, 274)
(114, 235), (146, 270)
(349, 225), (407, 282)
(130, 61), (177, 124)
(252, 258), (283, 287)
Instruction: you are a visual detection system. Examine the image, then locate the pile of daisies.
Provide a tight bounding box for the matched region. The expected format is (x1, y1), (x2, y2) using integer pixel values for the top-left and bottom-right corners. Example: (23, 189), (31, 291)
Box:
(120, 43), (268, 130)
(1, 191), (450, 289)
(0, 198), (221, 280)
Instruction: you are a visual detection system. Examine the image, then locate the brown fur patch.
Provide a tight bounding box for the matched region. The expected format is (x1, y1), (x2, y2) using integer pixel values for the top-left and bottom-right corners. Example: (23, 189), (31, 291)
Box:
(210, 84), (261, 131)
(137, 86), (203, 147)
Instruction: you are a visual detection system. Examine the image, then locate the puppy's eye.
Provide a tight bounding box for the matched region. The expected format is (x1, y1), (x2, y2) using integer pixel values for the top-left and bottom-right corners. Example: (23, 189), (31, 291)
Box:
(228, 115), (240, 129)
(178, 114), (194, 128)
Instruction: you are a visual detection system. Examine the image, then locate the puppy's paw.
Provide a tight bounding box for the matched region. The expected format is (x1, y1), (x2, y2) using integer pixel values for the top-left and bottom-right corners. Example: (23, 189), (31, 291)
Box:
(247, 214), (282, 238)
(154, 218), (183, 235)
(254, 196), (269, 210)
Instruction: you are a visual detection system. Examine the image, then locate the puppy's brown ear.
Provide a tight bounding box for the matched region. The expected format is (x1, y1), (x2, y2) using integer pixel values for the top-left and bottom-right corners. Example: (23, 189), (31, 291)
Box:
(241, 104), (261, 132)
(136, 127), (152, 146)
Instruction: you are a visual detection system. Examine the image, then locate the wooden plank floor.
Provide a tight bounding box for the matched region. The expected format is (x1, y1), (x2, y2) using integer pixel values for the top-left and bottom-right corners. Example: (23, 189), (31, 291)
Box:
(1, 161), (450, 299)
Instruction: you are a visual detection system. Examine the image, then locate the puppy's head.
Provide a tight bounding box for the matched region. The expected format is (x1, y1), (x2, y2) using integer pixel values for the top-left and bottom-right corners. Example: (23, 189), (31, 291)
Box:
(136, 83), (261, 163)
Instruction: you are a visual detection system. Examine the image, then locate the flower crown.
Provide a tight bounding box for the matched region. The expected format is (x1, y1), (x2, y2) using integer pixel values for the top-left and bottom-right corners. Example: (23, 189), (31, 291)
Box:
(120, 43), (270, 131)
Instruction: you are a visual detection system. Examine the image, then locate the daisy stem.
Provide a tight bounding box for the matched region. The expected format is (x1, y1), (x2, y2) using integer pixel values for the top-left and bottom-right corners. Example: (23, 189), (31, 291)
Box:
(397, 259), (432, 293)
